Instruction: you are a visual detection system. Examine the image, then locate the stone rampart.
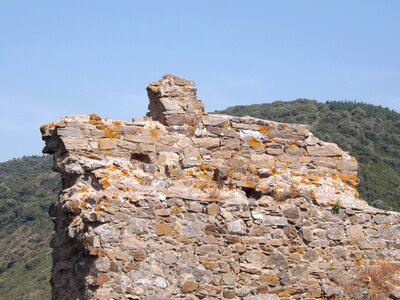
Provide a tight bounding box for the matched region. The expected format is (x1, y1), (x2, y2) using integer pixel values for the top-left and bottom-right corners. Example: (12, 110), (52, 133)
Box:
(41, 75), (400, 299)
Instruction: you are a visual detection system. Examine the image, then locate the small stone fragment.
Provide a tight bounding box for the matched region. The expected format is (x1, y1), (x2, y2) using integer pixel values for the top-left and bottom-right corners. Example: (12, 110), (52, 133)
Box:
(154, 223), (174, 236)
(162, 250), (178, 265)
(182, 281), (199, 293)
(96, 274), (110, 286)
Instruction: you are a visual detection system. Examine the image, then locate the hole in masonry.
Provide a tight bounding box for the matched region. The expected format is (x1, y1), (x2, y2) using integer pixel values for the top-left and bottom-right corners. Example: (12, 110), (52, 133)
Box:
(130, 153), (151, 163)
(242, 187), (263, 200)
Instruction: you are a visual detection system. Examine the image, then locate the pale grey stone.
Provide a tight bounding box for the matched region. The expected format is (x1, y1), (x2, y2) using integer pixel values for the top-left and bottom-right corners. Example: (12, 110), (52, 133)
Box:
(162, 250), (178, 265)
(227, 219), (247, 235)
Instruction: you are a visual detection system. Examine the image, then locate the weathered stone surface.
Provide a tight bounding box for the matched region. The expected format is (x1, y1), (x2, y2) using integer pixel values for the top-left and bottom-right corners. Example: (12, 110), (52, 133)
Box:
(327, 228), (346, 241)
(162, 250), (178, 265)
(307, 143), (343, 157)
(181, 281), (199, 293)
(41, 75), (400, 300)
(154, 223), (174, 236)
(282, 206), (301, 219)
(227, 219), (247, 235)
(245, 251), (268, 266)
(347, 224), (366, 243)
(263, 216), (288, 226)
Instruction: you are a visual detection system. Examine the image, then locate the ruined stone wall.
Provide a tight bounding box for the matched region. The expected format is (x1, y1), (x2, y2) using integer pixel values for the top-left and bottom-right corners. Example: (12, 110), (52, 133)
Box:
(41, 75), (400, 300)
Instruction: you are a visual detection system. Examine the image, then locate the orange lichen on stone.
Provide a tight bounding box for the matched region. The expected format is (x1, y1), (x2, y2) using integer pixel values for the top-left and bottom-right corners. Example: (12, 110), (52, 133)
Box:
(100, 178), (111, 189)
(246, 181), (255, 188)
(79, 187), (90, 193)
(118, 186), (131, 192)
(193, 180), (215, 190)
(103, 126), (120, 139)
(199, 164), (215, 172)
(47, 122), (57, 129)
(150, 127), (159, 138)
(112, 120), (122, 128)
(89, 114), (102, 126)
(171, 206), (183, 214)
(339, 174), (359, 187)
(247, 137), (262, 148)
(308, 174), (321, 182)
(278, 291), (291, 297)
(107, 165), (119, 171)
(259, 125), (271, 135)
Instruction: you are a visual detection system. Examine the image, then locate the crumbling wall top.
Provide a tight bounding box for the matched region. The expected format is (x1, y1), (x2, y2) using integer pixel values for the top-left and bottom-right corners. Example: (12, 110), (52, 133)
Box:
(146, 74), (205, 125)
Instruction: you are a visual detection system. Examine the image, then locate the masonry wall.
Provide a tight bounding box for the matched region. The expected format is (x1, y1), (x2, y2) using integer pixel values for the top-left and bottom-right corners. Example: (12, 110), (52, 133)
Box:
(41, 75), (400, 300)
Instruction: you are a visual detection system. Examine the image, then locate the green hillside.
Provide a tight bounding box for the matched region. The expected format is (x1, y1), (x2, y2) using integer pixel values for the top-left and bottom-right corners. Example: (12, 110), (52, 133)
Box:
(0, 156), (60, 299)
(217, 99), (400, 211)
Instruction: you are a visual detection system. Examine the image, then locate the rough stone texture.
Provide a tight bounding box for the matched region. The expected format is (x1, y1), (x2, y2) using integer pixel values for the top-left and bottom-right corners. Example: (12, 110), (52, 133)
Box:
(41, 75), (400, 300)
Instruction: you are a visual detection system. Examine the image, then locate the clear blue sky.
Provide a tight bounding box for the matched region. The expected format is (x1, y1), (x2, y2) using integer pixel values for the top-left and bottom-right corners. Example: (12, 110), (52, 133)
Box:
(1, 1), (399, 162)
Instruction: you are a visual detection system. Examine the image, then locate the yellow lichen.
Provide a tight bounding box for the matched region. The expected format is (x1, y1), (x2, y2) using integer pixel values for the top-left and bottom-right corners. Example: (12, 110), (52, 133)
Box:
(89, 114), (102, 126)
(246, 181), (255, 188)
(103, 126), (120, 139)
(100, 178), (111, 189)
(339, 174), (359, 187)
(118, 186), (131, 192)
(107, 165), (118, 171)
(79, 187), (89, 193)
(247, 137), (262, 148)
(150, 127), (159, 138)
(112, 120), (122, 128)
(259, 125), (271, 135)
(199, 164), (215, 172)
(47, 122), (57, 129)
(278, 291), (291, 297)
(309, 174), (320, 182)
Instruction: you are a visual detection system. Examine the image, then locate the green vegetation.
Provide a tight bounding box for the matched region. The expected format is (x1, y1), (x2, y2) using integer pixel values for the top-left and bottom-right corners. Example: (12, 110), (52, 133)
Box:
(0, 156), (60, 299)
(217, 99), (400, 211)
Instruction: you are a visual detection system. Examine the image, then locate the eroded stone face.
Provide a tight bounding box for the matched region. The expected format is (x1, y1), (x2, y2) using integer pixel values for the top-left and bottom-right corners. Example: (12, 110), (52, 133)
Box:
(41, 75), (400, 300)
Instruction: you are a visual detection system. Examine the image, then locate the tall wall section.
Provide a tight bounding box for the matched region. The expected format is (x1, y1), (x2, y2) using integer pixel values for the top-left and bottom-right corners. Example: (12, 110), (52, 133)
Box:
(41, 75), (400, 300)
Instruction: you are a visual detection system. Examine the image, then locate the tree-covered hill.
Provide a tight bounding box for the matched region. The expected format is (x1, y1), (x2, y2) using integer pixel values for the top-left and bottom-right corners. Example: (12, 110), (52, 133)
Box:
(217, 99), (400, 211)
(0, 156), (60, 299)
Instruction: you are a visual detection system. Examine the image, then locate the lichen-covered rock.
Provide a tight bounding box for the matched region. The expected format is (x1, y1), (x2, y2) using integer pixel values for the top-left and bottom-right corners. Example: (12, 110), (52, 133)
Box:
(41, 75), (400, 300)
